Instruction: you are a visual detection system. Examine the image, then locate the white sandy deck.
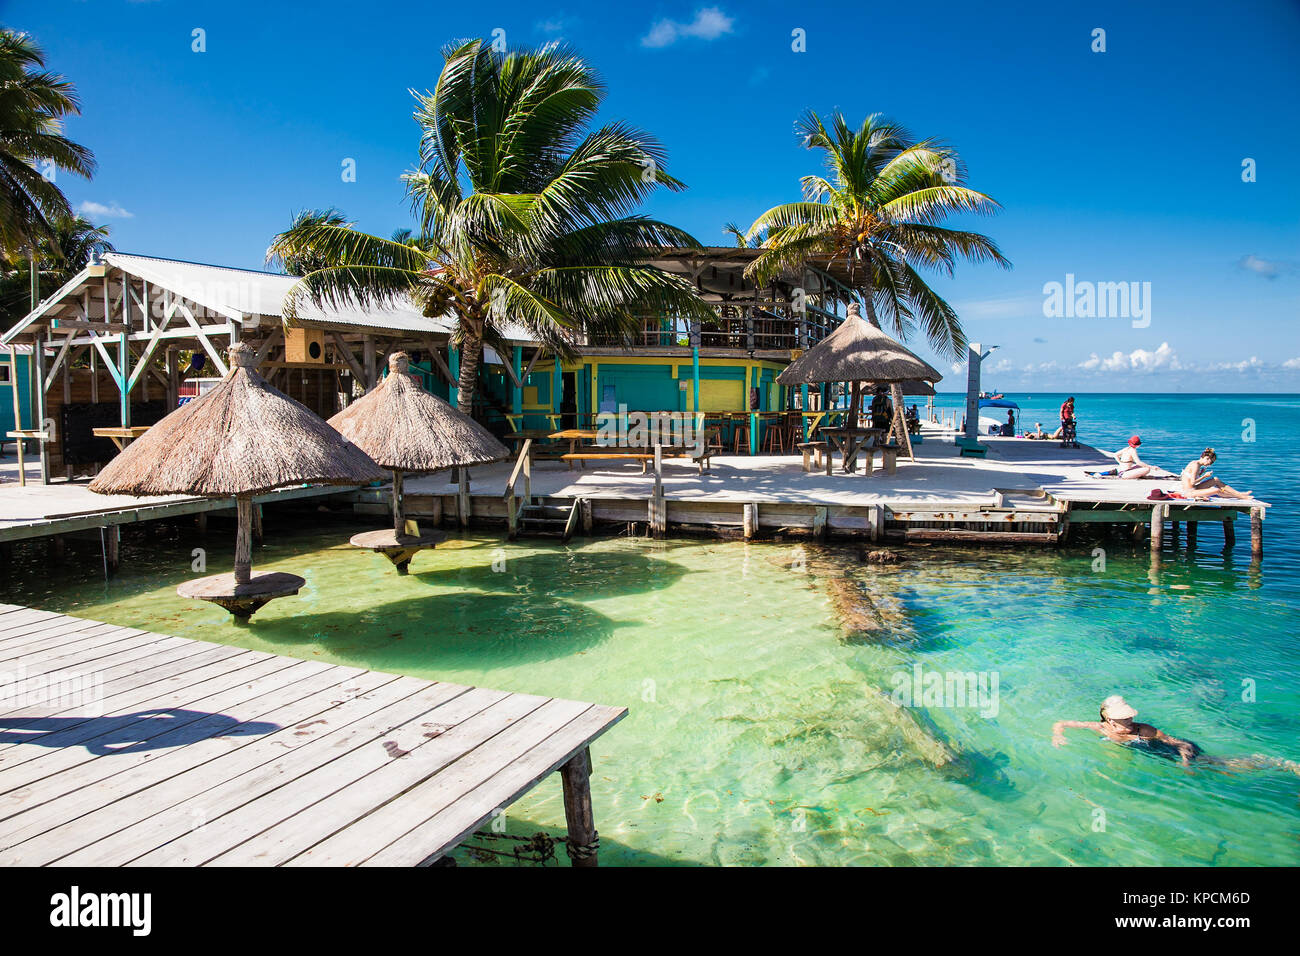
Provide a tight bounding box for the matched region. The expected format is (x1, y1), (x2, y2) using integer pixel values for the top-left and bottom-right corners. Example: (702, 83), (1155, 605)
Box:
(404, 432), (1267, 511)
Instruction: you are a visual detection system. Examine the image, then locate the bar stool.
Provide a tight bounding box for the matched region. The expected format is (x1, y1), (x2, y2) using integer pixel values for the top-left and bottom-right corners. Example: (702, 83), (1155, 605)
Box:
(731, 414), (751, 454)
(762, 415), (786, 454)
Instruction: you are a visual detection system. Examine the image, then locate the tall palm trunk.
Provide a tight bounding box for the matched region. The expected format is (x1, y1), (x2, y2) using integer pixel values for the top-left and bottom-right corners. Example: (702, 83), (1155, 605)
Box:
(456, 332), (484, 412)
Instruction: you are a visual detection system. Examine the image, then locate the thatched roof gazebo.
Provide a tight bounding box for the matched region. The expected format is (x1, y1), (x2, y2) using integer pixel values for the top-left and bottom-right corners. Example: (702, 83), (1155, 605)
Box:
(327, 351), (509, 572)
(778, 302), (942, 458)
(89, 342), (384, 619)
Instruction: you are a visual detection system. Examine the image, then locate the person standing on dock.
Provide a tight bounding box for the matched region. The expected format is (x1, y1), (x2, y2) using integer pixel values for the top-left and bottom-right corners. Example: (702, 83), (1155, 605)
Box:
(1180, 448), (1254, 500)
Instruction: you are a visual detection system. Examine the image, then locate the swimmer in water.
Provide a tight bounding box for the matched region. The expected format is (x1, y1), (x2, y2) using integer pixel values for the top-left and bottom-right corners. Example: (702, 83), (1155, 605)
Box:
(1052, 695), (1300, 774)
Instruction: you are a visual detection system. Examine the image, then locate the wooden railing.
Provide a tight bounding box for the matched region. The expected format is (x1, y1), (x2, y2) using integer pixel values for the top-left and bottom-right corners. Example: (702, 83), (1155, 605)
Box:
(504, 438), (532, 540)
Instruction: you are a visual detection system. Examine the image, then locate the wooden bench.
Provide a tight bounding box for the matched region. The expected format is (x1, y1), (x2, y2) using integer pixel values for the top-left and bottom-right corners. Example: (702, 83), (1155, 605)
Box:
(862, 442), (900, 476)
(562, 452), (660, 474)
(798, 441), (832, 475)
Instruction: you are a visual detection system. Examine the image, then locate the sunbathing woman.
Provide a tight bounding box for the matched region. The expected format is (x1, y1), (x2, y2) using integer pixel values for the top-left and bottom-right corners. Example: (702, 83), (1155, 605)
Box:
(1052, 695), (1299, 773)
(1114, 435), (1154, 478)
(1180, 448), (1252, 500)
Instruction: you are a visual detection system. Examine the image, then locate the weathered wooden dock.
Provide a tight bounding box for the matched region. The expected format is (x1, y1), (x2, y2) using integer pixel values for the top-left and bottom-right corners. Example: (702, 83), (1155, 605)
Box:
(0, 604), (625, 866)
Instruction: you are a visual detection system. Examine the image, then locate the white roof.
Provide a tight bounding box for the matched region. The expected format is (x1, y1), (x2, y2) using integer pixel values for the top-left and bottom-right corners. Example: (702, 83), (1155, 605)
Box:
(2, 252), (538, 345)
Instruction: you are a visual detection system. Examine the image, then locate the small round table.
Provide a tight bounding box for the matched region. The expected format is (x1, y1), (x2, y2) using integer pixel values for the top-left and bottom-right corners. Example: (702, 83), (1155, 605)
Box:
(349, 528), (446, 574)
(177, 571), (305, 621)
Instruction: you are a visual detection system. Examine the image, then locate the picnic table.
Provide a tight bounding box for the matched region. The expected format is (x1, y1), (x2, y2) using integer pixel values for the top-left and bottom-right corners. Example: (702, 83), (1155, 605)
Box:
(92, 426), (151, 450)
(549, 429), (601, 468)
(820, 426), (888, 473)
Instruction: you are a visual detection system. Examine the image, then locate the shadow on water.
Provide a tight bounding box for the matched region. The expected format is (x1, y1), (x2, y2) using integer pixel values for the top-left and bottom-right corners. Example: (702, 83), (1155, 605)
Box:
(0, 709), (278, 754)
(250, 589), (624, 671)
(410, 545), (688, 601)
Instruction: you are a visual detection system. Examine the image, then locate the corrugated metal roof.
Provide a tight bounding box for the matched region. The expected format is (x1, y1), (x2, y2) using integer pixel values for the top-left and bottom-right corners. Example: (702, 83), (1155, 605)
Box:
(2, 253), (539, 345)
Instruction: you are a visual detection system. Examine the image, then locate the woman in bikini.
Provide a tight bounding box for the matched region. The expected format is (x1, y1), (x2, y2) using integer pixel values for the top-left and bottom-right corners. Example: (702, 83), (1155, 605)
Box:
(1114, 435), (1153, 478)
(1180, 447), (1252, 500)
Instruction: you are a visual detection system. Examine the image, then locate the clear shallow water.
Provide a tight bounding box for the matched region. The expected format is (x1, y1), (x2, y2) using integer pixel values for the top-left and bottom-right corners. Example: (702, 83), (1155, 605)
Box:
(2, 393), (1298, 866)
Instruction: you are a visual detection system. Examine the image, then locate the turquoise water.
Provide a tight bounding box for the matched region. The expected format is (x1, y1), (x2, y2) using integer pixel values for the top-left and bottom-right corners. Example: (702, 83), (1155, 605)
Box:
(2, 393), (1297, 866)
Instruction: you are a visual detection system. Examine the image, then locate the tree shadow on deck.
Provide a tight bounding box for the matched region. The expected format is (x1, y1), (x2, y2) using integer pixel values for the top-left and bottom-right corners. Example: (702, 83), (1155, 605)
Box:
(0, 708), (278, 755)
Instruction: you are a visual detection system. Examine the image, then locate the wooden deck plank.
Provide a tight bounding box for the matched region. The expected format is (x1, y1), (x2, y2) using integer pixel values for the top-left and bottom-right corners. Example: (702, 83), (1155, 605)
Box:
(364, 704), (627, 867)
(0, 655), (322, 817)
(133, 686), (519, 866)
(0, 620), (155, 668)
(288, 697), (595, 867)
(0, 657), (330, 848)
(39, 670), (425, 867)
(0, 609), (627, 867)
(208, 691), (556, 866)
(0, 664), (392, 863)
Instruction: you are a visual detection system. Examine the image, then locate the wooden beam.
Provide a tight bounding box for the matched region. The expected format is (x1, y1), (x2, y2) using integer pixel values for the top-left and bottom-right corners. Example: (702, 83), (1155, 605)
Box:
(177, 302), (230, 377)
(329, 332), (366, 384)
(419, 336), (454, 384)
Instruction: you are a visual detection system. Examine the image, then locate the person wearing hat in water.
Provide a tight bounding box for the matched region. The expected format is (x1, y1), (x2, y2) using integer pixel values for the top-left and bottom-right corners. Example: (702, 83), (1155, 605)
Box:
(1114, 435), (1154, 479)
(1052, 695), (1201, 765)
(1052, 696), (1300, 773)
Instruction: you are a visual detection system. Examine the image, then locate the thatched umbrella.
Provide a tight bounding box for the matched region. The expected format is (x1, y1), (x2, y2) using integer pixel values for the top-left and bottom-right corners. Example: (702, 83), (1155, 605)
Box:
(778, 302), (942, 458)
(89, 342), (384, 619)
(327, 351), (508, 572)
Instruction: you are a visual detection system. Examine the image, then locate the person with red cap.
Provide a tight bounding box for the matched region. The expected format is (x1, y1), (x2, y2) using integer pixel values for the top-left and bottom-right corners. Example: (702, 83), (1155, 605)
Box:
(1113, 434), (1153, 479)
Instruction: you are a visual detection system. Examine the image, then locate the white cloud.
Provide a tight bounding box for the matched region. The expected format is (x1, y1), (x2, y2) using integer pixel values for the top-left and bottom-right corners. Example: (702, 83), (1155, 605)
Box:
(1079, 342), (1180, 373)
(1284, 357), (1300, 369)
(1238, 255), (1278, 279)
(641, 7), (734, 48)
(536, 15), (573, 34)
(77, 200), (133, 219)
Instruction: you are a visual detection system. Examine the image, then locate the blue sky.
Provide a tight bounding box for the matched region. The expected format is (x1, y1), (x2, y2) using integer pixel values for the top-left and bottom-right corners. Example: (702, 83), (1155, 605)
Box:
(9, 0), (1299, 390)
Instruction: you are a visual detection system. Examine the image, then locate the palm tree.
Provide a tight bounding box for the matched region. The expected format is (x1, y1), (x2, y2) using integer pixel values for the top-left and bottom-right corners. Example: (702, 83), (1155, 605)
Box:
(745, 111), (1009, 361)
(0, 212), (111, 325)
(0, 29), (96, 254)
(268, 39), (713, 412)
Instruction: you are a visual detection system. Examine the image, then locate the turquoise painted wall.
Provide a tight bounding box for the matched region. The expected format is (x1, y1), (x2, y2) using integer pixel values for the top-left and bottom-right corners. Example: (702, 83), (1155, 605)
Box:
(0, 352), (32, 435)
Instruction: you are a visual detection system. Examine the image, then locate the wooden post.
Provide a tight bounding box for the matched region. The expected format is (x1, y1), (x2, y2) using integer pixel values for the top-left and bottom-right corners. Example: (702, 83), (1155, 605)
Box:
(457, 468), (470, 529)
(1250, 507), (1263, 560)
(1185, 521), (1197, 549)
(8, 345), (24, 487)
(581, 498), (593, 536)
(196, 511), (208, 534)
(560, 747), (598, 867)
(362, 335), (376, 392)
(391, 469), (405, 534)
(233, 496), (253, 585)
(33, 331), (49, 483)
(1171, 520), (1180, 547)
(1222, 517), (1235, 549)
(889, 382), (914, 459)
(105, 524), (120, 575)
(870, 504), (884, 543)
(252, 502), (264, 545)
(813, 506), (828, 541)
(743, 502), (757, 539)
(1150, 503), (1165, 554)
(650, 445), (665, 538)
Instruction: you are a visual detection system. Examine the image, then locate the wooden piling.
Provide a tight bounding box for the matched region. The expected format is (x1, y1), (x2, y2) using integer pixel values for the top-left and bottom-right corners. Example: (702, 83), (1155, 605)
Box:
(391, 469), (405, 534)
(1171, 521), (1180, 547)
(1186, 521), (1197, 549)
(1250, 507), (1263, 559)
(649, 446), (666, 539)
(813, 506), (828, 541)
(105, 525), (120, 575)
(743, 502), (757, 539)
(870, 504), (884, 543)
(1150, 503), (1165, 554)
(252, 502), (264, 545)
(457, 468), (470, 529)
(581, 498), (593, 536)
(1222, 518), (1235, 549)
(560, 746), (599, 868)
(196, 511), (207, 534)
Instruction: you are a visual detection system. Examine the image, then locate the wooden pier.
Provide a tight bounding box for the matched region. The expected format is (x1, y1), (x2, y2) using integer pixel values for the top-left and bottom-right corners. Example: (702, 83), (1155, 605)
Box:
(0, 605), (625, 866)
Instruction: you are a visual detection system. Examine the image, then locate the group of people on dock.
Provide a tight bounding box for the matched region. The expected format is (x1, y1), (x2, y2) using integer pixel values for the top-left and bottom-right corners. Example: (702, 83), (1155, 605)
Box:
(1112, 439), (1253, 500)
